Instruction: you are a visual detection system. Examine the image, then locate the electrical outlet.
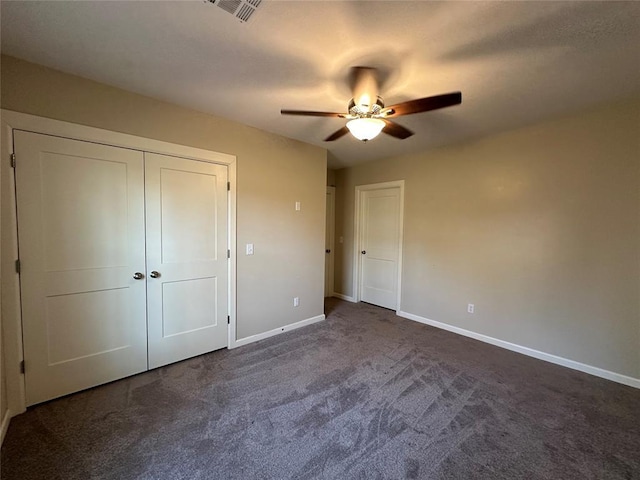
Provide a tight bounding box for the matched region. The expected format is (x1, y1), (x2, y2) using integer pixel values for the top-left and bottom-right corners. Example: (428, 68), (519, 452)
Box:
(293, 297), (300, 307)
(467, 303), (475, 314)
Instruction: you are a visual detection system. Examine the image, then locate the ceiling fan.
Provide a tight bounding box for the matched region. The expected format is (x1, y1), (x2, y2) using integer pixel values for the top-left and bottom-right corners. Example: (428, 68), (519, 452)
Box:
(281, 67), (462, 142)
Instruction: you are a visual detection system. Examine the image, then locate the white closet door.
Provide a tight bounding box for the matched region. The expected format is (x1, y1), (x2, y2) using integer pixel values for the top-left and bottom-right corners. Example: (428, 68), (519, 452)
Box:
(15, 131), (148, 406)
(145, 153), (228, 369)
(360, 187), (401, 310)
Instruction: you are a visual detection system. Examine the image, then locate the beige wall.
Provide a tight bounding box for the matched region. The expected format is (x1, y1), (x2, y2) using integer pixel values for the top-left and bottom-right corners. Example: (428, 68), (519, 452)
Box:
(1, 343), (6, 425)
(1, 204), (5, 426)
(1, 55), (327, 340)
(335, 99), (640, 378)
(0, 96), (6, 427)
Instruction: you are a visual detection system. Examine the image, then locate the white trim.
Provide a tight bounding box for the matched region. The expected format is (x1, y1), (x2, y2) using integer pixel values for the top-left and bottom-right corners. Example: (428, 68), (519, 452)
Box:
(353, 180), (405, 308)
(0, 109), (238, 416)
(332, 293), (356, 303)
(397, 310), (640, 389)
(232, 314), (325, 348)
(1, 120), (27, 420)
(1, 409), (11, 445)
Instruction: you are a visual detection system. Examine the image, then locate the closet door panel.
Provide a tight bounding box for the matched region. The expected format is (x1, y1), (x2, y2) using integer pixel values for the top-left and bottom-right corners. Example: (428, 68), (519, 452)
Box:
(145, 153), (228, 369)
(14, 131), (148, 406)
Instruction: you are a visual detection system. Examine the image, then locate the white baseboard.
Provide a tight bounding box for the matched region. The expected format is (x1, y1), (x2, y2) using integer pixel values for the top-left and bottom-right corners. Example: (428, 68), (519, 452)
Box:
(332, 293), (356, 303)
(1, 409), (11, 446)
(232, 314), (325, 348)
(397, 310), (640, 390)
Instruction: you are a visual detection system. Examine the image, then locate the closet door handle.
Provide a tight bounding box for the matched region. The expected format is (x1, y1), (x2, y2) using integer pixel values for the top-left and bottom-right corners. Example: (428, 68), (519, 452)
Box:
(133, 272), (144, 280)
(150, 271), (161, 278)
(361, 251), (367, 255)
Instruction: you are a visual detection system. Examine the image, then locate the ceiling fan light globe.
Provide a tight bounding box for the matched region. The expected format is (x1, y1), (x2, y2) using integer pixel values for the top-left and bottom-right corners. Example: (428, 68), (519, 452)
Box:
(346, 118), (385, 141)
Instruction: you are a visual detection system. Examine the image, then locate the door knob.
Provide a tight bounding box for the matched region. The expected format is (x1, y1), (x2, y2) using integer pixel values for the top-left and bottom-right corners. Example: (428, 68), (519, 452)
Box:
(133, 272), (144, 280)
(361, 251), (366, 255)
(326, 249), (331, 254)
(150, 271), (161, 278)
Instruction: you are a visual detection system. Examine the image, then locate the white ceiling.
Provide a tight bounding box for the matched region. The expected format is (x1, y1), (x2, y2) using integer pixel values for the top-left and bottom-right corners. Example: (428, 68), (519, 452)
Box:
(2, 1), (639, 169)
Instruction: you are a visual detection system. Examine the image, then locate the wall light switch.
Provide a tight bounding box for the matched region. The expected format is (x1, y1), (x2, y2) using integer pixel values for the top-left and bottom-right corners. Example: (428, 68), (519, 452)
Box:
(293, 297), (300, 307)
(246, 243), (254, 255)
(295, 201), (301, 211)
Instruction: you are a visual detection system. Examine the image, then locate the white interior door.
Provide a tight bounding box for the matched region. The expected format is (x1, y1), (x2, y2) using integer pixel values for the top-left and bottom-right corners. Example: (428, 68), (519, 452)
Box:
(145, 153), (228, 369)
(325, 186), (335, 297)
(359, 187), (402, 310)
(15, 131), (148, 406)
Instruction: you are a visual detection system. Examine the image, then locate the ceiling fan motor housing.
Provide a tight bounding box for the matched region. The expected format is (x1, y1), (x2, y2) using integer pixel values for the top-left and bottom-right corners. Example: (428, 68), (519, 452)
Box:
(348, 97), (385, 118)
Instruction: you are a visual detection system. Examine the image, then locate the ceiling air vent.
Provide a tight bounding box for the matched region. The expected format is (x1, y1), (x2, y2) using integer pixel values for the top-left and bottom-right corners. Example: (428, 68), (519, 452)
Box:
(207, 0), (262, 23)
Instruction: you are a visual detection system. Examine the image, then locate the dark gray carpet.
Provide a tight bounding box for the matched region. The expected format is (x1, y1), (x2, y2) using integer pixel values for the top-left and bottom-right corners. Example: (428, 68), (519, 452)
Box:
(2, 298), (639, 479)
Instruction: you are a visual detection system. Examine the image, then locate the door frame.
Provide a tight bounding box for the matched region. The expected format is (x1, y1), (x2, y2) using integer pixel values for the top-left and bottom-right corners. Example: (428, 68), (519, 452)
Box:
(352, 180), (405, 310)
(0, 109), (237, 420)
(325, 186), (335, 297)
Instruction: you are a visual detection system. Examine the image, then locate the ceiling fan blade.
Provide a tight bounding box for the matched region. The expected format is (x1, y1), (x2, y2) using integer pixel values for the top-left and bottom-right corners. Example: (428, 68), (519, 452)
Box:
(281, 109), (346, 118)
(324, 126), (350, 142)
(382, 119), (414, 139)
(385, 92), (462, 117)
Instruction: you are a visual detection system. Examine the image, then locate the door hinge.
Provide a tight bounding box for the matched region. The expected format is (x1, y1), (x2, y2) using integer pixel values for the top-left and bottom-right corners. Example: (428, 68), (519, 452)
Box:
(15, 259), (21, 274)
(227, 315), (230, 325)
(227, 181), (230, 191)
(20, 360), (25, 374)
(10, 153), (16, 168)
(227, 249), (230, 259)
